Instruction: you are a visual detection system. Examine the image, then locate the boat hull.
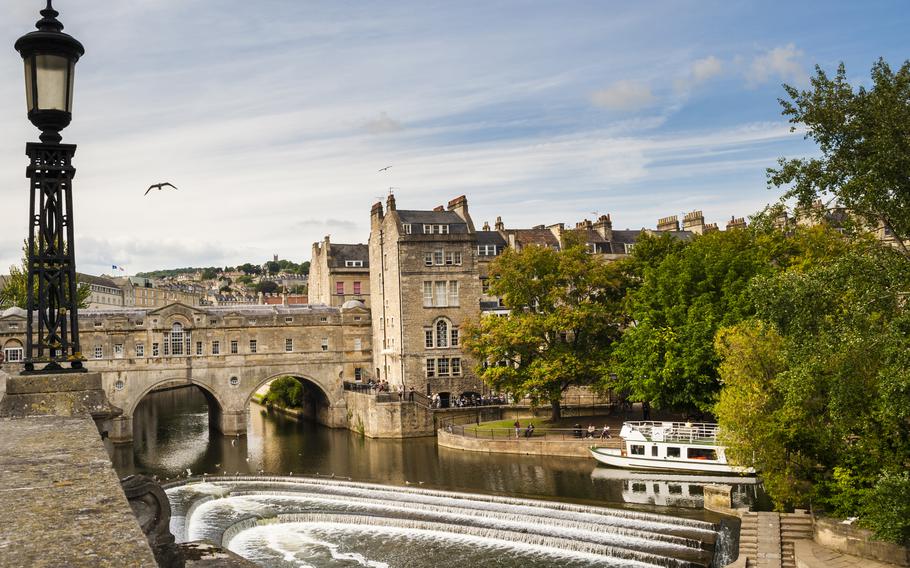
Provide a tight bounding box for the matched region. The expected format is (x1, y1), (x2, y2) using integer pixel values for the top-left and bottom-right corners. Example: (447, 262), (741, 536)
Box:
(590, 447), (754, 474)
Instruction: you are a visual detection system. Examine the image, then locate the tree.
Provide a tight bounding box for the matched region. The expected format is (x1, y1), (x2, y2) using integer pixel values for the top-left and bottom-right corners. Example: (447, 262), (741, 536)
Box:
(715, 243), (910, 542)
(463, 235), (625, 420)
(768, 59), (910, 253)
(201, 267), (219, 280)
(255, 280), (279, 294)
(0, 241), (90, 310)
(264, 376), (303, 408)
(238, 263), (262, 275)
(606, 229), (773, 415)
(266, 261), (280, 276)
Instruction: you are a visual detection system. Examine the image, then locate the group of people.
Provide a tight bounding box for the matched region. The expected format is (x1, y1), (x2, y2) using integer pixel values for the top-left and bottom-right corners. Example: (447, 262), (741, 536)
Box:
(574, 423), (612, 439)
(429, 393), (507, 409)
(512, 420), (536, 438)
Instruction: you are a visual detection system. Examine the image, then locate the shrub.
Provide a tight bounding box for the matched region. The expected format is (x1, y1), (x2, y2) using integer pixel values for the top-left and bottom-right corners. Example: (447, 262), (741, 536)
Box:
(264, 376), (302, 408)
(861, 471), (910, 545)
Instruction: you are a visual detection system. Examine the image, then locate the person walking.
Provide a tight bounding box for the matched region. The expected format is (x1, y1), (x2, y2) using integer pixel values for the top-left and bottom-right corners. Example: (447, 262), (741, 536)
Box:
(514, 420), (521, 439)
(408, 386), (415, 402)
(397, 385), (403, 401)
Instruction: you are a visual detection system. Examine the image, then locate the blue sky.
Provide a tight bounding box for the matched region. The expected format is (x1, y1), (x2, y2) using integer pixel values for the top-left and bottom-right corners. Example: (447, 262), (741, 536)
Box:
(0, 0), (906, 275)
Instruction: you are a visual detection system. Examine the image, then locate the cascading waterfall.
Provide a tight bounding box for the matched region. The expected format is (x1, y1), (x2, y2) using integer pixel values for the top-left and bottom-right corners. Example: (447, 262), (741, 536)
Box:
(166, 476), (724, 568)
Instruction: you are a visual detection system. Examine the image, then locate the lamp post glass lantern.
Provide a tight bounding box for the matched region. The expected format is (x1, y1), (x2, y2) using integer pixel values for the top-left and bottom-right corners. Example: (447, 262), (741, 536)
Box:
(15, 0), (86, 373)
(16, 0), (84, 144)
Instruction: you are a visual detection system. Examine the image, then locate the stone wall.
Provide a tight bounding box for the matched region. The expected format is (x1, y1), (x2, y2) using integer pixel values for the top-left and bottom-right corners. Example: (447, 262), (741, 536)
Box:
(814, 517), (910, 566)
(437, 428), (613, 457)
(343, 390), (435, 438)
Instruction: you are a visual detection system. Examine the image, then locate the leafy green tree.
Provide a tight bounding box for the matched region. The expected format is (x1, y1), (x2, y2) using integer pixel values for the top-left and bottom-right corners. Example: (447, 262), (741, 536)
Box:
(715, 243), (910, 542)
(463, 235), (625, 420)
(1, 242), (90, 310)
(606, 229), (773, 414)
(256, 280), (279, 294)
(236, 275), (254, 286)
(266, 261), (280, 276)
(768, 59), (910, 253)
(238, 263), (262, 275)
(298, 261), (310, 275)
(264, 376), (303, 408)
(201, 267), (219, 280)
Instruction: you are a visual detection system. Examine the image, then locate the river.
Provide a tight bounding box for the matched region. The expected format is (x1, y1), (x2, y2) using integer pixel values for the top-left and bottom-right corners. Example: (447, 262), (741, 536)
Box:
(111, 386), (759, 567)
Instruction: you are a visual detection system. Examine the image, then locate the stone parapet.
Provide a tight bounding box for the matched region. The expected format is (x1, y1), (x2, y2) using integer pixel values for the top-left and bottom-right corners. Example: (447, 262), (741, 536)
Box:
(813, 517), (909, 566)
(437, 428), (619, 457)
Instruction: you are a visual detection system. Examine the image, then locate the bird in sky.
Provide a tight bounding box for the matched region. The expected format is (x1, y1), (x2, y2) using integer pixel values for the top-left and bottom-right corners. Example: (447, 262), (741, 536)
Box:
(378, 165), (392, 172)
(144, 182), (178, 195)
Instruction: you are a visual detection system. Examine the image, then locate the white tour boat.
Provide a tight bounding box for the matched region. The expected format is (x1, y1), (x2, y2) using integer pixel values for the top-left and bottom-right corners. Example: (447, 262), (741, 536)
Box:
(590, 421), (754, 474)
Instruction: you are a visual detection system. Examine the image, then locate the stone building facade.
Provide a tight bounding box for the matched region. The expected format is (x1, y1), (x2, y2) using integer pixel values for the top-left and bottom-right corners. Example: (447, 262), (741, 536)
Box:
(309, 237), (371, 308)
(80, 273), (125, 310)
(369, 194), (483, 404)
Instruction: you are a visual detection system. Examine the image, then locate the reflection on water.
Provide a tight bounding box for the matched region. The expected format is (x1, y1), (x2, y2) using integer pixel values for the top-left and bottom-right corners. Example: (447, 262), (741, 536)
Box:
(112, 386), (760, 515)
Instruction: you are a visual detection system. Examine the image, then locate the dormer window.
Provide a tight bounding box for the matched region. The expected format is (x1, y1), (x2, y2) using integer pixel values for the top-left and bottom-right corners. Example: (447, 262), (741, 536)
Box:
(403, 224), (412, 234)
(422, 224), (449, 235)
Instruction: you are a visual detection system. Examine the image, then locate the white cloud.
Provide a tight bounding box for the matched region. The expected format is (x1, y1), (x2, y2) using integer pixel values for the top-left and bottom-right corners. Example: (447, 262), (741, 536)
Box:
(746, 44), (806, 87)
(363, 112), (404, 134)
(674, 55), (723, 93)
(590, 80), (655, 111)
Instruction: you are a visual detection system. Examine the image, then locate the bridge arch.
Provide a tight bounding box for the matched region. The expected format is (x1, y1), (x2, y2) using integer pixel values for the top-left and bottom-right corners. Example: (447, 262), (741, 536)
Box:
(245, 371), (333, 408)
(127, 377), (227, 418)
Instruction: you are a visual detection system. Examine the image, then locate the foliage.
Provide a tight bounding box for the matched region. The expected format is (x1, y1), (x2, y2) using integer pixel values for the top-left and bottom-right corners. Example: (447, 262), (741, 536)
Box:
(768, 59), (910, 252)
(714, 242), (910, 542)
(606, 229), (775, 414)
(256, 280), (280, 294)
(462, 234), (625, 420)
(266, 261), (280, 276)
(264, 376), (303, 409)
(236, 275), (254, 286)
(200, 267), (219, 280)
(862, 472), (910, 545)
(0, 241), (90, 310)
(238, 263), (263, 275)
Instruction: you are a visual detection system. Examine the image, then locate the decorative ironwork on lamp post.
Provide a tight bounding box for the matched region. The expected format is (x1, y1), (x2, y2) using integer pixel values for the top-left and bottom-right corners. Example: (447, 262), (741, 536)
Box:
(15, 0), (85, 373)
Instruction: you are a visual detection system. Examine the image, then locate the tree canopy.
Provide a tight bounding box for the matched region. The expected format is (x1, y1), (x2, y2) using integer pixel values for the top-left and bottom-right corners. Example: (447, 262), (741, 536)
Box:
(463, 235), (625, 420)
(715, 242), (910, 543)
(0, 242), (90, 310)
(768, 59), (910, 253)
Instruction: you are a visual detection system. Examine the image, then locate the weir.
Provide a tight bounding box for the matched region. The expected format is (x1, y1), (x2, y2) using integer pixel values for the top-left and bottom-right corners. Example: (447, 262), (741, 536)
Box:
(167, 476), (726, 568)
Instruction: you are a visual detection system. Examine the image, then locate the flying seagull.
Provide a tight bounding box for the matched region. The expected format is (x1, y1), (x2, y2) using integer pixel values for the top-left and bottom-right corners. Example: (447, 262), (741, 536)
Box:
(144, 182), (178, 195)
(378, 165), (392, 172)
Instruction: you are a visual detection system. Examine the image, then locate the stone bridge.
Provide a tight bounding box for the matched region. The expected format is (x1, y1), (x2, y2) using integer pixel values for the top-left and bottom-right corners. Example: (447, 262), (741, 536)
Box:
(1, 302), (374, 443)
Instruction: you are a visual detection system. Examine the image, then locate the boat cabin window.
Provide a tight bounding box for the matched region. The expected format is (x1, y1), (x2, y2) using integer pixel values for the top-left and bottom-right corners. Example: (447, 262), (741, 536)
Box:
(689, 485), (703, 496)
(651, 446), (659, 456)
(668, 485), (683, 495)
(631, 483), (646, 493)
(687, 448), (717, 460)
(653, 484), (660, 494)
(630, 444), (645, 455)
(667, 447), (681, 458)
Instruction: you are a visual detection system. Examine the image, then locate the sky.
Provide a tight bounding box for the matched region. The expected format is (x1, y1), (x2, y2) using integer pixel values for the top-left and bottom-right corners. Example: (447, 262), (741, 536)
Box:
(0, 0), (906, 275)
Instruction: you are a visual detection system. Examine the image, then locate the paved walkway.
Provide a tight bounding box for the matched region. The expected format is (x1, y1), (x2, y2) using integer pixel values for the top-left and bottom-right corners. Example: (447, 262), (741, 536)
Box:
(793, 539), (904, 568)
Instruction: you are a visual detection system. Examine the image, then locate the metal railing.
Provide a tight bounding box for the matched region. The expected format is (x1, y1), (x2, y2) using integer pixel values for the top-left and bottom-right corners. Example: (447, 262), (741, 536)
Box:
(442, 423), (618, 441)
(623, 421), (719, 444)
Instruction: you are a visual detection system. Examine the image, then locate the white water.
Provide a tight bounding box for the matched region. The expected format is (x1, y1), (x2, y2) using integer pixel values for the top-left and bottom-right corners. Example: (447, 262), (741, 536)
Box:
(167, 476), (721, 568)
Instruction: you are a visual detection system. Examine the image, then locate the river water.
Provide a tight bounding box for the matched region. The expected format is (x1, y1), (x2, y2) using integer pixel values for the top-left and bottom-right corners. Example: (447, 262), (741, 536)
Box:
(112, 386), (759, 567)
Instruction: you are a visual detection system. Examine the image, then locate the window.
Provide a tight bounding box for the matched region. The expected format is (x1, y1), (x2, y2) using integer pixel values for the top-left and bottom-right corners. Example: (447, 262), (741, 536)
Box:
(321, 338), (329, 351)
(424, 253), (433, 267)
(114, 344), (124, 358)
(152, 342), (159, 357)
(320, 316), (328, 322)
(210, 319), (217, 325)
(435, 281), (447, 306)
(631, 482), (646, 493)
(667, 447), (681, 458)
(450, 328), (459, 346)
(437, 358), (450, 376)
(687, 448), (718, 461)
(423, 282), (433, 307)
(354, 338), (362, 352)
(630, 445), (645, 456)
(196, 342), (203, 356)
(249, 339), (257, 353)
(336, 281), (345, 295)
(345, 260), (364, 267)
(168, 323), (185, 356)
(448, 281), (459, 306)
(436, 320), (448, 348)
(426, 359), (435, 377)
(423, 224), (449, 235)
(652, 446), (659, 457)
(353, 281), (361, 295)
(285, 317), (293, 323)
(136, 320), (144, 326)
(285, 338), (293, 352)
(423, 224), (432, 234)
(425, 329), (433, 348)
(433, 250), (444, 265)
(3, 347), (23, 362)
(212, 341), (220, 355)
(445, 252), (462, 265)
(354, 367), (363, 380)
(94, 345), (103, 359)
(403, 224), (412, 234)
(477, 245), (499, 256)
(135, 343), (144, 357)
(230, 340), (238, 354)
(451, 358), (461, 376)
(481, 278), (490, 294)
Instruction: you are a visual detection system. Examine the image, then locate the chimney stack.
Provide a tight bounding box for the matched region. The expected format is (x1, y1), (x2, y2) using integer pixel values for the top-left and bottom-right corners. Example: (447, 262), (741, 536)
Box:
(495, 216), (504, 231)
(657, 215), (680, 232)
(682, 210), (706, 235)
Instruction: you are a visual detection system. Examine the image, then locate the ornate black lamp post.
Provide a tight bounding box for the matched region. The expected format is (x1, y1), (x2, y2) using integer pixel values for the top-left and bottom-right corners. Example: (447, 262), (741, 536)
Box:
(15, 1), (85, 373)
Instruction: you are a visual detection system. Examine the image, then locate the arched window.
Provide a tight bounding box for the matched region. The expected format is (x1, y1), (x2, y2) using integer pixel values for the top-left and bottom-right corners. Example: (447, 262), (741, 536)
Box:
(170, 322), (184, 356)
(435, 320), (448, 348)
